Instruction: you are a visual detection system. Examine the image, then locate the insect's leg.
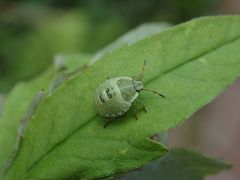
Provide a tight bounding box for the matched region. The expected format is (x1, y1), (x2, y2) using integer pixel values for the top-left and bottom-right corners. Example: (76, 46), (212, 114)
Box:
(141, 102), (147, 113)
(136, 60), (147, 80)
(134, 98), (148, 113)
(104, 117), (114, 128)
(131, 98), (147, 120)
(133, 112), (138, 120)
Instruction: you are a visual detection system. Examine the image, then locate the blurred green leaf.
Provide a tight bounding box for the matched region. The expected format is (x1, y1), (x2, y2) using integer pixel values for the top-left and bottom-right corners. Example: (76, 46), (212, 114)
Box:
(0, 11), (88, 91)
(0, 9), (126, 91)
(53, 53), (92, 72)
(0, 95), (5, 115)
(2, 16), (240, 180)
(92, 22), (172, 62)
(121, 149), (231, 180)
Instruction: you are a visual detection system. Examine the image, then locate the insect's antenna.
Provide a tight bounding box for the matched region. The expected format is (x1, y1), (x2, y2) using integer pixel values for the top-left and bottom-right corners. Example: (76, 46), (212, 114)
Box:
(137, 60), (147, 80)
(142, 88), (165, 98)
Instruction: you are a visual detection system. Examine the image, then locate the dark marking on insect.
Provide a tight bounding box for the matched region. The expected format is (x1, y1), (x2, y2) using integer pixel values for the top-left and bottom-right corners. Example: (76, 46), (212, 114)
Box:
(106, 88), (113, 98)
(99, 94), (105, 103)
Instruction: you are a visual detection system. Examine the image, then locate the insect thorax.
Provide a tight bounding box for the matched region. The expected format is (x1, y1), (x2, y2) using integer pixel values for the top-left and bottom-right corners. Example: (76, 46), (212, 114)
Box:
(117, 77), (139, 103)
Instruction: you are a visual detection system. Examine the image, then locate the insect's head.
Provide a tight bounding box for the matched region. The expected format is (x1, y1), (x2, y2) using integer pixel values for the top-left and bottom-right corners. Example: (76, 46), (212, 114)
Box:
(133, 80), (143, 92)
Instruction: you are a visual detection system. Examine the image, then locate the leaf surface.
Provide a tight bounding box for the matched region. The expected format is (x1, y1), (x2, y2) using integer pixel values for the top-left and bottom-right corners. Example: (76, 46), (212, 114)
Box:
(0, 54), (90, 172)
(0, 69), (54, 168)
(4, 16), (240, 180)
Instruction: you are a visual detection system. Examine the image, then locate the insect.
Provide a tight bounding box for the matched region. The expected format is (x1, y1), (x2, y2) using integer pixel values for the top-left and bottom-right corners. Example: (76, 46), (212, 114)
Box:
(95, 60), (165, 127)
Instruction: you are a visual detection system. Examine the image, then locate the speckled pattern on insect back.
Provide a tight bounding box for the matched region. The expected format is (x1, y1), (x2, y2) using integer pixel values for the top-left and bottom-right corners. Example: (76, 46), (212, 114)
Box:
(94, 61), (165, 122)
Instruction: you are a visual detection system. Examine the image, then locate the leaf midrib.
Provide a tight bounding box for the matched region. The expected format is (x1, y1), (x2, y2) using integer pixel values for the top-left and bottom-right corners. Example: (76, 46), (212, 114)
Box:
(19, 35), (240, 179)
(146, 36), (240, 85)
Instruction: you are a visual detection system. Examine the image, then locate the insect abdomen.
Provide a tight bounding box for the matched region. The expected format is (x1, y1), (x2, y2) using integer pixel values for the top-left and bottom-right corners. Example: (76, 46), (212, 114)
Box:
(95, 78), (131, 117)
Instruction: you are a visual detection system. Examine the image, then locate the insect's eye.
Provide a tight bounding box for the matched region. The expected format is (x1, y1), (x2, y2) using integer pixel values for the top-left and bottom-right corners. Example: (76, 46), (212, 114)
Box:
(99, 94), (105, 103)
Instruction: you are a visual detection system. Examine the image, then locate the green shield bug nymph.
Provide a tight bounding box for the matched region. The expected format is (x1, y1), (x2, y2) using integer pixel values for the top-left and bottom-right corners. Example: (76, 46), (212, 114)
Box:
(95, 60), (165, 127)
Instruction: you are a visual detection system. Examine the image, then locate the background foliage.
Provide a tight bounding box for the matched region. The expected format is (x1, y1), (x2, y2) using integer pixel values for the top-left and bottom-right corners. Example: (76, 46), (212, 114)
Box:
(0, 0), (230, 91)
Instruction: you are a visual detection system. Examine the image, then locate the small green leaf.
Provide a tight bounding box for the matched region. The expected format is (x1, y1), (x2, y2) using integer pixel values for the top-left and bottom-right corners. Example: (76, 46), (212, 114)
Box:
(0, 68), (54, 168)
(53, 53), (92, 72)
(3, 16), (240, 180)
(121, 149), (231, 180)
(49, 53), (91, 95)
(0, 54), (91, 172)
(0, 91), (45, 176)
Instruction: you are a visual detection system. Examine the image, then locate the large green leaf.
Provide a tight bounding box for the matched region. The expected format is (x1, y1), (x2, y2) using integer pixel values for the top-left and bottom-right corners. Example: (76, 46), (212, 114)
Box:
(3, 16), (240, 179)
(121, 149), (231, 180)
